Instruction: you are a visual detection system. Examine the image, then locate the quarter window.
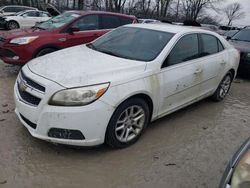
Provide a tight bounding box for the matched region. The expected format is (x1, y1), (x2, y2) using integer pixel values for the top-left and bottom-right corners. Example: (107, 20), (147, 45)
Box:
(101, 15), (121, 29)
(72, 15), (99, 31)
(164, 34), (199, 67)
(218, 40), (224, 52)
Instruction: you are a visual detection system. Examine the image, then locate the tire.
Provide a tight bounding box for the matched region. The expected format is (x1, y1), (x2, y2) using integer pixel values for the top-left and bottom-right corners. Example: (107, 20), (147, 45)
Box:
(211, 72), (233, 102)
(36, 48), (57, 57)
(105, 98), (150, 149)
(7, 21), (19, 30)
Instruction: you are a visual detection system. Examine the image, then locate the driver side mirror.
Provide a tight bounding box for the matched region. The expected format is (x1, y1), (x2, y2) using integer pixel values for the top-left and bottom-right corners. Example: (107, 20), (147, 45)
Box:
(0, 10), (4, 14)
(69, 25), (80, 33)
(226, 36), (232, 40)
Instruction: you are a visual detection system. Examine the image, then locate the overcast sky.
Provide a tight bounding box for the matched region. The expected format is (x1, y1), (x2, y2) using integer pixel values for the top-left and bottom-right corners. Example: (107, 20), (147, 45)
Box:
(221, 0), (250, 26)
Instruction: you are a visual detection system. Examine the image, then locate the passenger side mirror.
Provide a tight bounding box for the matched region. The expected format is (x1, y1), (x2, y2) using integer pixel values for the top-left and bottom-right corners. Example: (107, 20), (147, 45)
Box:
(226, 36), (232, 40)
(69, 26), (80, 33)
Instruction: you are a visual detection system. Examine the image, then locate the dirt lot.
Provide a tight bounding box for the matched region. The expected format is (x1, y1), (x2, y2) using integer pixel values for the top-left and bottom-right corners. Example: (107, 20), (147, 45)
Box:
(0, 60), (249, 188)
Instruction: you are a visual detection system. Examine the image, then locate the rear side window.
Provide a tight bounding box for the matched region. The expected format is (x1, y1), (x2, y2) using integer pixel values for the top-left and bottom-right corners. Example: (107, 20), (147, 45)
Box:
(3, 7), (15, 12)
(100, 15), (121, 29)
(23, 11), (39, 17)
(120, 17), (133, 25)
(164, 34), (199, 67)
(72, 15), (99, 31)
(200, 34), (219, 56)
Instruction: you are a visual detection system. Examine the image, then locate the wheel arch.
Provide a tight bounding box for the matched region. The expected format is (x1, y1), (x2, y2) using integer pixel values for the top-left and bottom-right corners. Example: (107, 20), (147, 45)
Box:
(114, 93), (154, 122)
(228, 68), (236, 79)
(33, 44), (62, 58)
(7, 20), (20, 28)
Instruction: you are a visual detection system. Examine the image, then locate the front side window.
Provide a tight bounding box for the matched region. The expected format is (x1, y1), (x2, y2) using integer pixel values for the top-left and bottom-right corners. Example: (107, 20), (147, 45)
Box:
(90, 27), (174, 61)
(164, 34), (199, 67)
(101, 15), (121, 29)
(72, 15), (99, 31)
(200, 34), (219, 56)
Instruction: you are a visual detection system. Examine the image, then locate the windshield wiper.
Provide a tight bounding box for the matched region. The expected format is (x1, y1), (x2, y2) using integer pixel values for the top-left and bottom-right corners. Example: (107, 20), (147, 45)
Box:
(86, 43), (97, 50)
(97, 49), (124, 58)
(31, 25), (46, 30)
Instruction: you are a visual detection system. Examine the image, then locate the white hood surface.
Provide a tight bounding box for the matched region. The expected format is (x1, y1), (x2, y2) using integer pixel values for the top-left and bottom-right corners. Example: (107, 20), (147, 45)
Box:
(28, 45), (147, 88)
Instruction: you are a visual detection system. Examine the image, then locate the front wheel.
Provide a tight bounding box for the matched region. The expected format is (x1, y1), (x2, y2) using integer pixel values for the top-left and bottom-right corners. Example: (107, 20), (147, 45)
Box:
(105, 98), (150, 149)
(7, 21), (19, 30)
(211, 72), (233, 102)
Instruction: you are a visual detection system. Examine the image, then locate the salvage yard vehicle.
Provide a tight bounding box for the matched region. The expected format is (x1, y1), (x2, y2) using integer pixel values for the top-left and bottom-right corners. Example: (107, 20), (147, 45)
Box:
(0, 11), (137, 65)
(14, 24), (240, 148)
(0, 5), (37, 17)
(228, 27), (250, 76)
(1, 10), (51, 30)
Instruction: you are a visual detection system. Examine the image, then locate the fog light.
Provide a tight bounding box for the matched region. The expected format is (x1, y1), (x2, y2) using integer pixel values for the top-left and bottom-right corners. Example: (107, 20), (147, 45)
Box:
(12, 56), (19, 60)
(48, 128), (85, 140)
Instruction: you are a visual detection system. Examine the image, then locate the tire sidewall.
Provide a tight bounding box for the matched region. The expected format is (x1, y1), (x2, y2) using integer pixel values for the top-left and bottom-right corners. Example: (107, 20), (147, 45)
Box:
(214, 72), (233, 101)
(7, 21), (19, 30)
(105, 98), (150, 148)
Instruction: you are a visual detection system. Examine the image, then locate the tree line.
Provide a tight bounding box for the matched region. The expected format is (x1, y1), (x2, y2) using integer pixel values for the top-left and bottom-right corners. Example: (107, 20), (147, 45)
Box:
(0, 0), (245, 26)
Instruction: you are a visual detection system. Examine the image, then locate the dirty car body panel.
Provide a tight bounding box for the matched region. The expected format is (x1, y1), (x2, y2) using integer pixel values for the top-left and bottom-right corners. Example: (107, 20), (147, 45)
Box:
(14, 24), (240, 146)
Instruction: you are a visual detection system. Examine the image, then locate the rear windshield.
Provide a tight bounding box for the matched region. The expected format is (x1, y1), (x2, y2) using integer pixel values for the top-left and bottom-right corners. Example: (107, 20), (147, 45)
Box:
(90, 27), (174, 61)
(36, 12), (80, 30)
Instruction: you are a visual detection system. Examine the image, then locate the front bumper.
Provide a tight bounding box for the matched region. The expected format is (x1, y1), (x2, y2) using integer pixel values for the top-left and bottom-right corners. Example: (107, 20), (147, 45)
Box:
(0, 44), (33, 65)
(14, 67), (115, 146)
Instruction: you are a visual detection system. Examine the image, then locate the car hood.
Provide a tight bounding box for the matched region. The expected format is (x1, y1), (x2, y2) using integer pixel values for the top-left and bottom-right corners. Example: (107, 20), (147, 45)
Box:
(27, 45), (147, 88)
(229, 40), (250, 53)
(0, 28), (46, 40)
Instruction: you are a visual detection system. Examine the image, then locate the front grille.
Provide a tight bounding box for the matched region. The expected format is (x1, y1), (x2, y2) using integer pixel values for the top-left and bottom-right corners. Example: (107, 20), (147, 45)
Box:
(20, 113), (37, 129)
(0, 48), (16, 58)
(20, 71), (45, 92)
(17, 82), (41, 106)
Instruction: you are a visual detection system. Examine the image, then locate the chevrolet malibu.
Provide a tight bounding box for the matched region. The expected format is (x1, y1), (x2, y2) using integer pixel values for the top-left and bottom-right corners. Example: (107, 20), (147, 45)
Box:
(14, 24), (240, 148)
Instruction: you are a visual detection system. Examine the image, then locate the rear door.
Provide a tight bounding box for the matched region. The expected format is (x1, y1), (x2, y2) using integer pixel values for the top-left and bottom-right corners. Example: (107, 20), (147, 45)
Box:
(64, 15), (103, 47)
(198, 34), (228, 96)
(20, 11), (41, 28)
(158, 34), (203, 116)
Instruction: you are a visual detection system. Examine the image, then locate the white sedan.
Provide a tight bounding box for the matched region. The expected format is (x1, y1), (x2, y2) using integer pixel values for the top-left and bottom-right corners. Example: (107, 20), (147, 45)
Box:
(5, 10), (51, 30)
(14, 24), (240, 148)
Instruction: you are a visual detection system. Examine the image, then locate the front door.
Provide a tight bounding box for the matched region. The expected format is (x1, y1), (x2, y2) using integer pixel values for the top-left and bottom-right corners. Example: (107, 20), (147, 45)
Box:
(158, 34), (203, 117)
(65, 15), (107, 47)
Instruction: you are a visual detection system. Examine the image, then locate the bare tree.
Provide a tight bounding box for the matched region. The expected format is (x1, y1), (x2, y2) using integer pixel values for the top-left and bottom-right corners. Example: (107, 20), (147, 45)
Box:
(224, 2), (245, 26)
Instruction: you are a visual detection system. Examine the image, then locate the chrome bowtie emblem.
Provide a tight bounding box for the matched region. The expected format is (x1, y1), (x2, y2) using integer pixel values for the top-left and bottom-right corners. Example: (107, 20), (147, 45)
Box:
(19, 80), (27, 92)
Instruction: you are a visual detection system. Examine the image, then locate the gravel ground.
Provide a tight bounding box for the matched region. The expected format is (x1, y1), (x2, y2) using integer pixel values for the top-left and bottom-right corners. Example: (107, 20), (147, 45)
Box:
(0, 60), (249, 188)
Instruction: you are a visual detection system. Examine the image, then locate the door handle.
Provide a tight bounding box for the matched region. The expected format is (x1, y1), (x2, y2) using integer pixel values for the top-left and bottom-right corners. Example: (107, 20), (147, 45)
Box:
(221, 61), (226, 65)
(194, 69), (203, 74)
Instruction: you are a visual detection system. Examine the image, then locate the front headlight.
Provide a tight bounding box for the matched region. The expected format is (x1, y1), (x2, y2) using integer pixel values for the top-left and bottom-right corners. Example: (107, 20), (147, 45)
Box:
(49, 83), (110, 106)
(10, 36), (38, 45)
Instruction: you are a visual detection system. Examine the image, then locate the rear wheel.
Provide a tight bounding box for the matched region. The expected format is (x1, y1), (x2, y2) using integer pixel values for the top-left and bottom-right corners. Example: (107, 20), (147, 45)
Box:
(7, 21), (19, 30)
(211, 72), (233, 102)
(105, 98), (150, 149)
(36, 48), (57, 57)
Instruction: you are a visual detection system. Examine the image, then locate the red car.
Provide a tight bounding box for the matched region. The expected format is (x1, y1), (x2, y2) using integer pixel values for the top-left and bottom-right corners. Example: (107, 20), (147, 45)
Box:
(0, 11), (137, 65)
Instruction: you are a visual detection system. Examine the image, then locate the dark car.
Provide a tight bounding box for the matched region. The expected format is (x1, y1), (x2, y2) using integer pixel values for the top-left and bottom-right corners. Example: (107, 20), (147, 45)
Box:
(219, 138), (250, 188)
(0, 11), (137, 65)
(228, 27), (250, 76)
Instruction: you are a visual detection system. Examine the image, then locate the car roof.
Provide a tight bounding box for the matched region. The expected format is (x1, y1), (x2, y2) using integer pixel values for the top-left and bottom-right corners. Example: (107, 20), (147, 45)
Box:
(127, 23), (218, 35)
(2, 5), (37, 8)
(64, 10), (136, 19)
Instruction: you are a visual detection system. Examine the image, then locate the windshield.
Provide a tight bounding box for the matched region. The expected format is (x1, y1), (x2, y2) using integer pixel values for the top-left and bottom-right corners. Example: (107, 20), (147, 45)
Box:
(15, 10), (27, 16)
(35, 12), (80, 30)
(231, 29), (250, 42)
(90, 27), (174, 61)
